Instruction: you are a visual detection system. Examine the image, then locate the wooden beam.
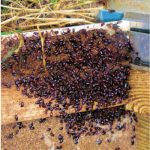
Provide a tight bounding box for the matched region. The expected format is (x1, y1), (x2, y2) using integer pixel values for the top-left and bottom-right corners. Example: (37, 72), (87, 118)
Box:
(136, 114), (150, 150)
(126, 67), (150, 115)
(1, 68), (150, 124)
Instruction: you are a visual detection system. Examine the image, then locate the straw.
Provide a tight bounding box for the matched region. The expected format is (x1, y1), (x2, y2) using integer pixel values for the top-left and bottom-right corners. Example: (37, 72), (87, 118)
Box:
(1, 0), (105, 32)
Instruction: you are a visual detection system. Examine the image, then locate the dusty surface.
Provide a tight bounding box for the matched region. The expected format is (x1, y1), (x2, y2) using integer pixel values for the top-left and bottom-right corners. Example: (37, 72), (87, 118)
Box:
(2, 115), (136, 150)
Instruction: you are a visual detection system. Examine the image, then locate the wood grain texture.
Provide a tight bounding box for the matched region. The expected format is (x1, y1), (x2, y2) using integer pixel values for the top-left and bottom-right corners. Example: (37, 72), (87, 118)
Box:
(1, 68), (150, 124)
(1, 114), (137, 150)
(126, 68), (150, 115)
(136, 114), (150, 150)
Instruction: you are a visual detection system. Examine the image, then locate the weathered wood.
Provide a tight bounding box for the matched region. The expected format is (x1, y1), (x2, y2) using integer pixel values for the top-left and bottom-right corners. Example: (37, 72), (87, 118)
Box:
(1, 68), (150, 124)
(126, 68), (150, 115)
(136, 114), (150, 150)
(1, 112), (137, 150)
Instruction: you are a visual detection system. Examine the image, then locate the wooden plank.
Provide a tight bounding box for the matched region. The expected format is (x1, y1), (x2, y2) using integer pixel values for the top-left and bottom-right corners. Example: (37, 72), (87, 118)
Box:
(1, 69), (150, 124)
(126, 68), (150, 115)
(136, 114), (150, 150)
(1, 113), (137, 150)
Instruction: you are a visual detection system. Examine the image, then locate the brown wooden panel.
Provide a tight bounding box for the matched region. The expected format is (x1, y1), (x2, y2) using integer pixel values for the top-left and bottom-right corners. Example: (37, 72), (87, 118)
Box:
(1, 69), (150, 124)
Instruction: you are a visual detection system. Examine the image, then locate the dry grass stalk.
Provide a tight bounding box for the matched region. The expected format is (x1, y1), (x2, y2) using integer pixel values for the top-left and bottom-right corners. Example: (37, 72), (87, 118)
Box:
(1, 0), (106, 32)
